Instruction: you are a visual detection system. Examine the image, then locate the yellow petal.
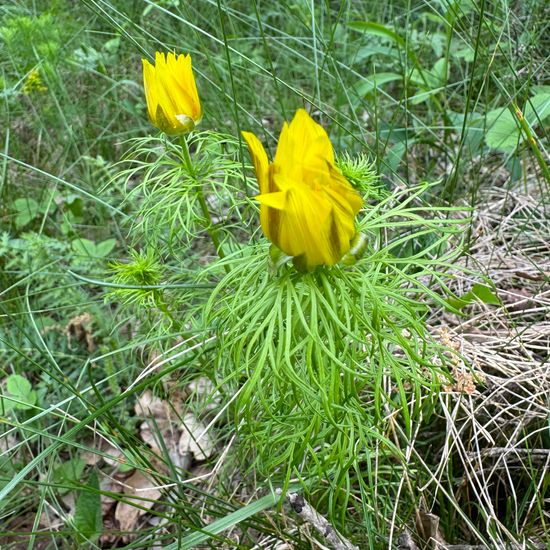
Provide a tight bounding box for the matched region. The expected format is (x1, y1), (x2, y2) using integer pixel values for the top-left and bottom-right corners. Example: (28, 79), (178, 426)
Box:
(255, 191), (286, 209)
(274, 109), (334, 170)
(179, 54), (202, 122)
(165, 53), (199, 122)
(326, 165), (363, 215)
(142, 59), (158, 124)
(271, 186), (333, 266)
(244, 109), (363, 269)
(242, 131), (270, 195)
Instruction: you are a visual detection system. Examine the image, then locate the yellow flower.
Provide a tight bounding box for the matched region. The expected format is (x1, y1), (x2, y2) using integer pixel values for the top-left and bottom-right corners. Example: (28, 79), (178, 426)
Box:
(142, 52), (202, 135)
(242, 109), (363, 270)
(23, 69), (47, 94)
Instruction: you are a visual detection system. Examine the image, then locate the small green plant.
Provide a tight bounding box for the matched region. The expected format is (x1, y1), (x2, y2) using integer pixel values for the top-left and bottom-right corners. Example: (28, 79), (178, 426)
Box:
(99, 47), (468, 545)
(1, 374), (37, 412)
(2, 1), (548, 547)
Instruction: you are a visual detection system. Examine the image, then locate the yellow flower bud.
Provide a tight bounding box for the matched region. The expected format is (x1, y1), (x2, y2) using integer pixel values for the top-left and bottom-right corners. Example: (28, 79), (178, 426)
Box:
(142, 52), (202, 135)
(242, 109), (363, 270)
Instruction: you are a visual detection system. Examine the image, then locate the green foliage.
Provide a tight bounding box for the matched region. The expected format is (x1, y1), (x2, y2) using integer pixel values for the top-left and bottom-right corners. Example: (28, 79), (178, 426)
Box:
(0, 13), (64, 67)
(114, 131), (248, 255)
(107, 248), (164, 307)
(1, 0), (549, 547)
(53, 457), (87, 492)
(72, 237), (117, 259)
(337, 152), (385, 201)
(74, 470), (102, 544)
(2, 374), (37, 412)
(484, 93), (550, 154)
(12, 197), (46, 229)
(203, 182), (463, 540)
(446, 283), (501, 311)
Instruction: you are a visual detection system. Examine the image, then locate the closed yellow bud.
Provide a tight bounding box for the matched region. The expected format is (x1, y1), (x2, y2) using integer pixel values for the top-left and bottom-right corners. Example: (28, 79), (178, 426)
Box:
(242, 109), (363, 270)
(142, 52), (202, 135)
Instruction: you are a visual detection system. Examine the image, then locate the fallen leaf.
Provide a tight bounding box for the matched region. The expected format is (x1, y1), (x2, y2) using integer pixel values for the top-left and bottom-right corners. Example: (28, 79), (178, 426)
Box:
(135, 390), (215, 469)
(102, 445), (126, 467)
(99, 473), (123, 514)
(178, 413), (215, 461)
(139, 420), (190, 470)
(185, 377), (221, 413)
(114, 470), (162, 532)
(66, 312), (95, 352)
(0, 433), (17, 453)
(135, 389), (168, 419)
(416, 511), (447, 548)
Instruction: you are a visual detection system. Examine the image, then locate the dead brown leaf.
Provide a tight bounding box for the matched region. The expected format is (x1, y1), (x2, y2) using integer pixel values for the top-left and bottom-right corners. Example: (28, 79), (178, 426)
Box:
(114, 470), (162, 532)
(178, 413), (215, 461)
(135, 390), (215, 468)
(416, 511), (447, 548)
(66, 312), (95, 352)
(135, 390), (169, 419)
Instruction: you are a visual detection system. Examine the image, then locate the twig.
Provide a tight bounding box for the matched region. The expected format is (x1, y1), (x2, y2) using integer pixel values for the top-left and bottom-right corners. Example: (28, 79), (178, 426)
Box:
(282, 491), (359, 550)
(466, 447), (550, 459)
(436, 545), (547, 550)
(397, 532), (547, 550)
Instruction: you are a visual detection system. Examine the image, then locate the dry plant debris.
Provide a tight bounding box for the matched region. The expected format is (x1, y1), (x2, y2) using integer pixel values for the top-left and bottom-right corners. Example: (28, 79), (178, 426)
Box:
(65, 312), (95, 352)
(423, 180), (550, 547)
(135, 388), (216, 468)
(114, 469), (162, 532)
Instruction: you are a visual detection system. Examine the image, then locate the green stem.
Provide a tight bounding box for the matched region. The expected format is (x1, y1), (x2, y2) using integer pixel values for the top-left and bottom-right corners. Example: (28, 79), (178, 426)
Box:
(511, 102), (550, 185)
(179, 135), (230, 272)
(156, 291), (181, 330)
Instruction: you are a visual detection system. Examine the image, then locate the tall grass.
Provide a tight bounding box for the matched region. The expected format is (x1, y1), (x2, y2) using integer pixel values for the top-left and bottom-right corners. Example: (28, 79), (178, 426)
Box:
(1, 0), (549, 548)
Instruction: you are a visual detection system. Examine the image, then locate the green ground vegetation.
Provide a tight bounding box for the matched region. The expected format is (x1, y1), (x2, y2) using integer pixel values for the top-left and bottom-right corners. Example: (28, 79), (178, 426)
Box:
(1, 0), (549, 548)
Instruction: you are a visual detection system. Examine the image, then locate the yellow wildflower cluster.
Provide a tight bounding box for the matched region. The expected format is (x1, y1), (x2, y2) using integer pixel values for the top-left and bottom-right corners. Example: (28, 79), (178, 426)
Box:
(23, 69), (47, 94)
(142, 51), (362, 269)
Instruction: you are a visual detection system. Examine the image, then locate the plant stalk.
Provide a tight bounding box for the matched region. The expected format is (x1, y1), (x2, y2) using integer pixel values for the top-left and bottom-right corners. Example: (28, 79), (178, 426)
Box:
(511, 102), (550, 185)
(179, 135), (230, 272)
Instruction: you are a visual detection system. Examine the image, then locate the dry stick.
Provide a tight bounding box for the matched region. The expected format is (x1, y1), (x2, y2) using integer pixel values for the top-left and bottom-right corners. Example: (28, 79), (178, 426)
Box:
(397, 534), (548, 550)
(280, 491), (359, 550)
(435, 546), (546, 550)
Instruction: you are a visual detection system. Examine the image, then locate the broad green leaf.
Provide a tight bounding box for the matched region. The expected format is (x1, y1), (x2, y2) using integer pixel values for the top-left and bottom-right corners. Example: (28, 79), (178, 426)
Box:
(471, 283), (501, 306)
(13, 197), (39, 228)
(74, 470), (102, 543)
(354, 44), (400, 63)
(6, 374), (32, 396)
(65, 194), (84, 218)
(355, 72), (402, 96)
(72, 238), (98, 257)
(447, 284), (500, 310)
(525, 93), (550, 125)
(531, 85), (550, 95)
(5, 374), (37, 410)
(432, 58), (448, 85)
(349, 21), (405, 48)
(104, 37), (120, 53)
(72, 238), (116, 258)
(0, 394), (15, 414)
(383, 141), (409, 173)
(485, 93), (550, 153)
(452, 47), (475, 62)
(54, 458), (87, 489)
(485, 109), (520, 153)
(408, 59), (449, 104)
(95, 238), (116, 258)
